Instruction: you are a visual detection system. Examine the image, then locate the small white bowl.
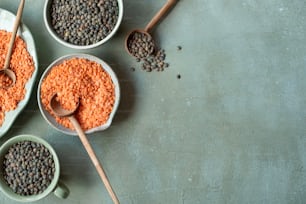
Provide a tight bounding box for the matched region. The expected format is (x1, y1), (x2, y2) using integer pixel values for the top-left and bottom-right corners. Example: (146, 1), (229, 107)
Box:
(43, 0), (123, 49)
(37, 54), (120, 135)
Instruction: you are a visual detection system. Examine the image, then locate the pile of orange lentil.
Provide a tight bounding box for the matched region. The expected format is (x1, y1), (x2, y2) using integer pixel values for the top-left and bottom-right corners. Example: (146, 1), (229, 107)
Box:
(0, 30), (35, 126)
(40, 57), (115, 131)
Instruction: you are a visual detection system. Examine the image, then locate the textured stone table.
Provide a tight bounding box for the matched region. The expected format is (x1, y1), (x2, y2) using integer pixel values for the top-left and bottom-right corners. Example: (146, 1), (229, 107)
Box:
(0, 0), (305, 203)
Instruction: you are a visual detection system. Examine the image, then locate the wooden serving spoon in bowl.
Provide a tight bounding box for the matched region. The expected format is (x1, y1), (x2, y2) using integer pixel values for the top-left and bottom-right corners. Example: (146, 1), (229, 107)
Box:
(49, 93), (120, 204)
(0, 0), (25, 88)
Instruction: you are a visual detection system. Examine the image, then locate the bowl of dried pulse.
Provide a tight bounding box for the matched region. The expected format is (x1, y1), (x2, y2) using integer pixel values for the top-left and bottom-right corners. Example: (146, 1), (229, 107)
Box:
(0, 135), (69, 202)
(37, 53), (120, 135)
(43, 0), (123, 49)
(0, 8), (38, 137)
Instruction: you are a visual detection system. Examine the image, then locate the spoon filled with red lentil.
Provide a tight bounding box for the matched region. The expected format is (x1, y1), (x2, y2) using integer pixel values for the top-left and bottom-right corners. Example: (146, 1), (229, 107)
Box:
(0, 0), (25, 88)
(49, 93), (120, 204)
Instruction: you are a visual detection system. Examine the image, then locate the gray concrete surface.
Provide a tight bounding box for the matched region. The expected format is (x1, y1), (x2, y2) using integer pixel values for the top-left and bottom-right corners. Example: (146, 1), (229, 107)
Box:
(0, 0), (305, 203)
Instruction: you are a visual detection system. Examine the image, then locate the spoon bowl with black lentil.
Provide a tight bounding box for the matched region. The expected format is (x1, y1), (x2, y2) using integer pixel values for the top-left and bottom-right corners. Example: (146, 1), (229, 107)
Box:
(43, 0), (123, 49)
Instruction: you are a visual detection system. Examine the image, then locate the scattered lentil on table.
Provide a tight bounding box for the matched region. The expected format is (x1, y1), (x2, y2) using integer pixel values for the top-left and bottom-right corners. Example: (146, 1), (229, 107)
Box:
(141, 49), (169, 72)
(3, 141), (55, 196)
(127, 31), (170, 72)
(0, 30), (35, 126)
(40, 58), (115, 131)
(50, 0), (119, 46)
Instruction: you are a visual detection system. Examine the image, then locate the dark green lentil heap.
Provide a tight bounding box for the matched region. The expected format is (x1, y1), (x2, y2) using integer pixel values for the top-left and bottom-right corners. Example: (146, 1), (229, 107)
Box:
(3, 141), (55, 196)
(50, 0), (119, 46)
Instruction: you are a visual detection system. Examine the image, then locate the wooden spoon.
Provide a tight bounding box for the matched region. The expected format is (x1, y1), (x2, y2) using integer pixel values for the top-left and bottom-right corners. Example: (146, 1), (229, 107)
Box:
(0, 0), (25, 88)
(125, 0), (177, 58)
(49, 93), (120, 204)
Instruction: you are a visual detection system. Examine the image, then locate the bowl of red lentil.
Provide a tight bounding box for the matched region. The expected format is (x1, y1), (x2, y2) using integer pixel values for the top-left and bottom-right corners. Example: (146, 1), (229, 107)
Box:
(43, 0), (123, 49)
(0, 8), (38, 137)
(37, 54), (120, 135)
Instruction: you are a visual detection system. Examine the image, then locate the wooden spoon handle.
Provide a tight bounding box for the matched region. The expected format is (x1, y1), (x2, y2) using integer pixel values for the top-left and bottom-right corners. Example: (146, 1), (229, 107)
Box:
(3, 0), (25, 70)
(69, 116), (120, 204)
(144, 0), (177, 33)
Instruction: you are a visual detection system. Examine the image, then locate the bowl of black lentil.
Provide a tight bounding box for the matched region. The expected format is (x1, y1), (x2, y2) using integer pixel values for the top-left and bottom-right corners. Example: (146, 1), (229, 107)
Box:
(43, 0), (123, 49)
(0, 135), (69, 202)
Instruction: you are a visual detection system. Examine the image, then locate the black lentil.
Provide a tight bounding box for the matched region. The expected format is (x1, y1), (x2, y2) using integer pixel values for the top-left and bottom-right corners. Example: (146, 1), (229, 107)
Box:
(50, 0), (119, 46)
(127, 31), (154, 59)
(138, 49), (169, 72)
(3, 141), (55, 196)
(177, 45), (182, 51)
(177, 74), (181, 79)
(127, 31), (170, 72)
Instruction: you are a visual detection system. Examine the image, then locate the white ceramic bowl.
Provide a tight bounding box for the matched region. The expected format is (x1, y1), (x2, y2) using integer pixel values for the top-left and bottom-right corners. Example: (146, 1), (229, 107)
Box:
(37, 54), (120, 135)
(0, 8), (38, 137)
(43, 0), (123, 49)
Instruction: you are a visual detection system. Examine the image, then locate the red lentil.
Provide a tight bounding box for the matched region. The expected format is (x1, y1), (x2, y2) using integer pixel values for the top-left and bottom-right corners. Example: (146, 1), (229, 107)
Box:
(40, 57), (115, 131)
(0, 30), (35, 126)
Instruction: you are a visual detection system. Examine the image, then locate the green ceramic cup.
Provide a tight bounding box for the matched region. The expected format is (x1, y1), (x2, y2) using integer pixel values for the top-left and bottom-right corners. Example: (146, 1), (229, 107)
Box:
(0, 135), (69, 202)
